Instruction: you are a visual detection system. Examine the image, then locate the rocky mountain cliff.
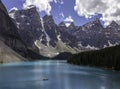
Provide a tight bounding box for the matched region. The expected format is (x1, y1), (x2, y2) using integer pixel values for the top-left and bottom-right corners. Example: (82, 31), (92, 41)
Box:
(9, 5), (120, 58)
(9, 6), (79, 58)
(72, 19), (120, 48)
(0, 1), (48, 62)
(0, 1), (27, 63)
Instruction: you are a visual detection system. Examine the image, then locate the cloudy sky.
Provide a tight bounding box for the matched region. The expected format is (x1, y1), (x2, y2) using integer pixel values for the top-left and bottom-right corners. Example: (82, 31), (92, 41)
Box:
(2, 0), (120, 26)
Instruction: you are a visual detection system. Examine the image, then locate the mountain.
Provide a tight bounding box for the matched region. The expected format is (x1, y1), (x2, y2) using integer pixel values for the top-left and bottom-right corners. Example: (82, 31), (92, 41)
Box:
(0, 1), (27, 63)
(8, 5), (120, 59)
(9, 6), (79, 58)
(70, 19), (120, 48)
(72, 19), (106, 48)
(2, 0), (120, 62)
(9, 6), (43, 47)
(67, 45), (120, 70)
(0, 1), (48, 62)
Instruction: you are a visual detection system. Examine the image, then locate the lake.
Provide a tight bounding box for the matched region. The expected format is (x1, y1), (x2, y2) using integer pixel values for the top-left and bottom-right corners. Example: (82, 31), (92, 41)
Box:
(0, 60), (120, 89)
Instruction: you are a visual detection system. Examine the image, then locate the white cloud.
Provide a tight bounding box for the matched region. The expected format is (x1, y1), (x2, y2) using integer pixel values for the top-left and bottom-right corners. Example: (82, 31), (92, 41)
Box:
(54, 0), (57, 3)
(54, 0), (64, 4)
(23, 0), (64, 15)
(64, 16), (74, 27)
(64, 16), (74, 22)
(23, 0), (53, 15)
(74, 0), (120, 26)
(59, 12), (64, 18)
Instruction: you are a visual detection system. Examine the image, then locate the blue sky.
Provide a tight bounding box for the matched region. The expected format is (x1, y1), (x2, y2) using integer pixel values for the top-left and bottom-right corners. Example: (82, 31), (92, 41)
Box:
(2, 0), (103, 26)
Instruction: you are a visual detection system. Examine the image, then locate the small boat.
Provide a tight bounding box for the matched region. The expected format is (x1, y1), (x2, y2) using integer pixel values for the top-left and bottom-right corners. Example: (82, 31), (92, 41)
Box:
(43, 78), (48, 81)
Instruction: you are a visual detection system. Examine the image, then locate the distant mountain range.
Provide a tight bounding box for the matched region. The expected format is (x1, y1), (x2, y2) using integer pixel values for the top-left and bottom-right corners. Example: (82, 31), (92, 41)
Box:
(8, 5), (120, 58)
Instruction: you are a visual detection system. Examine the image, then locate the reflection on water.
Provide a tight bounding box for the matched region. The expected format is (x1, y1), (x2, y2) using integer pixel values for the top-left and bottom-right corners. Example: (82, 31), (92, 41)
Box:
(0, 60), (120, 89)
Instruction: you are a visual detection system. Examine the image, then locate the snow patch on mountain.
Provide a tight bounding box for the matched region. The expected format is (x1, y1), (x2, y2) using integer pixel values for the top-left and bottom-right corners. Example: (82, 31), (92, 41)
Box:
(16, 22), (20, 28)
(34, 40), (60, 58)
(9, 12), (15, 19)
(9, 7), (18, 12)
(57, 34), (61, 40)
(34, 40), (41, 49)
(108, 40), (119, 47)
(85, 45), (98, 50)
(21, 15), (26, 18)
(40, 18), (51, 46)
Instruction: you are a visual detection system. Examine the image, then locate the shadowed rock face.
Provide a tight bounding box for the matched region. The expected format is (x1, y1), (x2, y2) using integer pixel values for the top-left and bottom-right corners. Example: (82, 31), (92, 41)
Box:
(0, 1), (27, 56)
(9, 7), (44, 47)
(0, 0), (27, 62)
(0, 0), (7, 14)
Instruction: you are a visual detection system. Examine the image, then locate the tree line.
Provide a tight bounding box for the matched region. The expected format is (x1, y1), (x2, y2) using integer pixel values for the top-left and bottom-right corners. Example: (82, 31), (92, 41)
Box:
(67, 45), (120, 70)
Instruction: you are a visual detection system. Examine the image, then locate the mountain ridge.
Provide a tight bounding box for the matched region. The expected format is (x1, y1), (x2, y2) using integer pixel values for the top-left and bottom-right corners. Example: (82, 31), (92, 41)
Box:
(9, 6), (80, 58)
(8, 6), (120, 58)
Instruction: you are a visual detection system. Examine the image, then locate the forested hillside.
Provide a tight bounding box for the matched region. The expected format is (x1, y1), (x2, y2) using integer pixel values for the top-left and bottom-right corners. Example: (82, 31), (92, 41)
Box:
(68, 45), (120, 70)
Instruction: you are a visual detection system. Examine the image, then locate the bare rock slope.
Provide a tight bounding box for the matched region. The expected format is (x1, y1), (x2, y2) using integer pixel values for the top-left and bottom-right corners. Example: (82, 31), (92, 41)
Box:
(0, 40), (26, 63)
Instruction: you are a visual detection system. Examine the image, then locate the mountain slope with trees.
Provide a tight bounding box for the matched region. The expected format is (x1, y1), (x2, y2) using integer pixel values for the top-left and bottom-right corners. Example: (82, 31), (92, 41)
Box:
(68, 45), (120, 70)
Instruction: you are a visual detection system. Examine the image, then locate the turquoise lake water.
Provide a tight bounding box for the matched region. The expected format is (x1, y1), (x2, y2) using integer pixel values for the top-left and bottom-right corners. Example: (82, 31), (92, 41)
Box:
(0, 60), (120, 89)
